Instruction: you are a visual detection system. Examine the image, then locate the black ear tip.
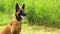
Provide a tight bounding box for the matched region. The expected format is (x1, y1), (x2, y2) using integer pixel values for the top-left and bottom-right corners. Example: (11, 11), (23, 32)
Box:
(16, 3), (18, 6)
(23, 4), (25, 6)
(22, 4), (25, 9)
(23, 4), (25, 7)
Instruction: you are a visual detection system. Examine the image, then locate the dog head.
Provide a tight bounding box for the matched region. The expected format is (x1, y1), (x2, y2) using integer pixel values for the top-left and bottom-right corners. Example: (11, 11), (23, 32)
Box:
(15, 3), (26, 21)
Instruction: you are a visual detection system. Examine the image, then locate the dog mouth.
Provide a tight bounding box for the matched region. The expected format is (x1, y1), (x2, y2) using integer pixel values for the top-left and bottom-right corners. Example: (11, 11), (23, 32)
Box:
(20, 15), (25, 19)
(18, 12), (26, 20)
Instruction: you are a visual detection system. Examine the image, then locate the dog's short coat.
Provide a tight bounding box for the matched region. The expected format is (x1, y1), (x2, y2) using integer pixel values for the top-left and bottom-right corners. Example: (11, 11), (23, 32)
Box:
(0, 3), (26, 34)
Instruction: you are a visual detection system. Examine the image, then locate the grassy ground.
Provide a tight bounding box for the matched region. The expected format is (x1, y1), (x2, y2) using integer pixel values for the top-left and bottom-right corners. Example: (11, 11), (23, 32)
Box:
(0, 24), (60, 34)
(0, 0), (60, 34)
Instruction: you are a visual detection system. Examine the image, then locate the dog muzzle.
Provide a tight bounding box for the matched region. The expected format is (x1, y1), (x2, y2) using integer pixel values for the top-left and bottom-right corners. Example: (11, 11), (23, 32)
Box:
(20, 15), (25, 20)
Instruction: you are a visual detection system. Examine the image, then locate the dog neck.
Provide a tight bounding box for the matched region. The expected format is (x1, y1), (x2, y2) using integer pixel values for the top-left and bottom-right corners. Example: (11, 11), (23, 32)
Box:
(11, 16), (20, 23)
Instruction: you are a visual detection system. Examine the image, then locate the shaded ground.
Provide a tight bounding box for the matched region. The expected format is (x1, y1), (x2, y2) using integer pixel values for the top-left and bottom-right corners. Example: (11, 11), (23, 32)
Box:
(0, 24), (60, 34)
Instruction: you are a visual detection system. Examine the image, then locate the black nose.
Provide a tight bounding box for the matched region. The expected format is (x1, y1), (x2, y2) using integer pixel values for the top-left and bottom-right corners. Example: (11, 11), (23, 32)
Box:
(24, 14), (27, 16)
(22, 12), (27, 16)
(23, 13), (26, 16)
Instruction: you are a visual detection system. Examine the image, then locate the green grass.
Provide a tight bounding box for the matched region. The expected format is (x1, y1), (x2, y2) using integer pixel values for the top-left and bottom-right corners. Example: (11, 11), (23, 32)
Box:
(0, 0), (60, 34)
(0, 0), (60, 31)
(0, 24), (60, 34)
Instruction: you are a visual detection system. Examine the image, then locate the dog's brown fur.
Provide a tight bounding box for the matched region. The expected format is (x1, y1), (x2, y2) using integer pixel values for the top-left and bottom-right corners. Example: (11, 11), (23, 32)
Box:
(0, 3), (26, 34)
(0, 17), (21, 34)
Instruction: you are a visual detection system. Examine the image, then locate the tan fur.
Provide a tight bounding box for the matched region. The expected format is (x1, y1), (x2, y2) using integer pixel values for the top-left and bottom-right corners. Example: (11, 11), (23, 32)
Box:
(0, 16), (21, 34)
(0, 3), (25, 34)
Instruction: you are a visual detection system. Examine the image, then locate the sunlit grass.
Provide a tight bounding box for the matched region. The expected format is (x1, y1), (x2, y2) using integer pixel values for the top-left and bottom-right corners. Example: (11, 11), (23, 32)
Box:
(0, 24), (60, 34)
(0, 0), (60, 28)
(0, 0), (60, 34)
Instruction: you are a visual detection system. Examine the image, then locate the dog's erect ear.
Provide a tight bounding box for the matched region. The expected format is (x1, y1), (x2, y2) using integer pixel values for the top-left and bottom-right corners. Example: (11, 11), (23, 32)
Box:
(16, 3), (19, 12)
(22, 4), (25, 9)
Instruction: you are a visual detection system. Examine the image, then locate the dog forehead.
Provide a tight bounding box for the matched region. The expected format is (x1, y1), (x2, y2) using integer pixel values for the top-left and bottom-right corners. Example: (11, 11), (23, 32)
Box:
(19, 8), (23, 12)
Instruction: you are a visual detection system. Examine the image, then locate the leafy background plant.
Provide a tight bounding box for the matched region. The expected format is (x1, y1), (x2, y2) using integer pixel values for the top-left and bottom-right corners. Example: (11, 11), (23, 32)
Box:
(0, 0), (60, 28)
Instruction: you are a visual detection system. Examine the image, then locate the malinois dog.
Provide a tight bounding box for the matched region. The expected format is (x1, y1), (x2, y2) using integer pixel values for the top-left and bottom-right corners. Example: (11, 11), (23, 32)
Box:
(0, 3), (26, 34)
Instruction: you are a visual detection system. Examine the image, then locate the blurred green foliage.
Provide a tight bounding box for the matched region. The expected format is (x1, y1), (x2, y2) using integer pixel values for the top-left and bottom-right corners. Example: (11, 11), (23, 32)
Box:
(0, 0), (60, 28)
